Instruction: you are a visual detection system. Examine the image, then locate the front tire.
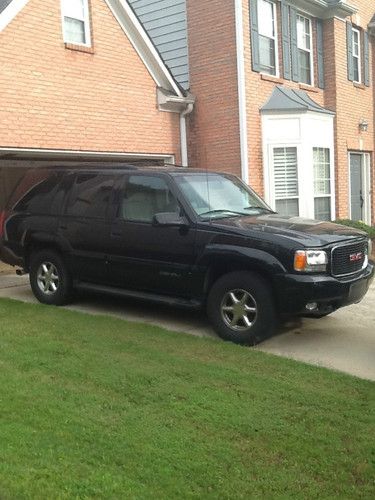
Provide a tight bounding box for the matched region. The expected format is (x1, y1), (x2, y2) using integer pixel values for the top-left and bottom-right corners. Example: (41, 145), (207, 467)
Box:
(29, 249), (72, 305)
(207, 271), (276, 345)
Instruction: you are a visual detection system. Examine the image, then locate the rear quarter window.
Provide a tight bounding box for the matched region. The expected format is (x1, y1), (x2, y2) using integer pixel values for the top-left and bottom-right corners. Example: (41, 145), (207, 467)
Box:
(11, 171), (64, 215)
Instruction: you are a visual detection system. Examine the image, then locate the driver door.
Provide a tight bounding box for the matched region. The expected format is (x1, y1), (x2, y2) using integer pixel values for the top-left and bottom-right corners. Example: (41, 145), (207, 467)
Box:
(108, 173), (197, 297)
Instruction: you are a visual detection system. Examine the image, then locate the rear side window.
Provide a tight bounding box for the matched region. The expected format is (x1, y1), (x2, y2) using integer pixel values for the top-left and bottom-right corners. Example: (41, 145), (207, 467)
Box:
(66, 173), (115, 218)
(12, 171), (64, 215)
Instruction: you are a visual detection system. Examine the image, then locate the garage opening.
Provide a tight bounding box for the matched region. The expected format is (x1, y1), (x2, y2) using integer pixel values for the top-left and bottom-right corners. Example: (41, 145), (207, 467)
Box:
(0, 149), (175, 210)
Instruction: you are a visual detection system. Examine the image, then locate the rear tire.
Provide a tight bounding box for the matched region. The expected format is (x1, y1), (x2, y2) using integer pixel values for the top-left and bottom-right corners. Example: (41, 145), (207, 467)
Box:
(207, 271), (276, 345)
(29, 249), (72, 305)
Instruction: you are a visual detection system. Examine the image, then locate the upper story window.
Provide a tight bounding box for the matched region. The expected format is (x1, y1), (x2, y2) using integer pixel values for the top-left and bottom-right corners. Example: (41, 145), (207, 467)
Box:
(257, 0), (278, 76)
(297, 14), (313, 85)
(61, 0), (91, 46)
(352, 28), (361, 83)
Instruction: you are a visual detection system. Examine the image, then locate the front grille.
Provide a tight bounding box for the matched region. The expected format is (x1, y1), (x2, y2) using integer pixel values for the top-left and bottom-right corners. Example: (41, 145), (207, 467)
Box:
(331, 240), (368, 277)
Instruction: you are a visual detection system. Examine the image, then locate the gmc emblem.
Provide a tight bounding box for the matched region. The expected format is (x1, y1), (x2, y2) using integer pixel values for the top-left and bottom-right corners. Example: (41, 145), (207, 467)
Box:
(349, 252), (363, 262)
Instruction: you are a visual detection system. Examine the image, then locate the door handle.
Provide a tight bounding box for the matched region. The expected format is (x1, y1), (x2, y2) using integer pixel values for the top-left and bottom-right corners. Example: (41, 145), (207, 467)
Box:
(111, 231), (121, 237)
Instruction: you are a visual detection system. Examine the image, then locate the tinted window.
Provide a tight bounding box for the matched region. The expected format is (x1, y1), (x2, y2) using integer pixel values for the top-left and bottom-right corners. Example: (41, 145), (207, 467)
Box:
(120, 175), (179, 223)
(66, 174), (115, 218)
(14, 172), (64, 215)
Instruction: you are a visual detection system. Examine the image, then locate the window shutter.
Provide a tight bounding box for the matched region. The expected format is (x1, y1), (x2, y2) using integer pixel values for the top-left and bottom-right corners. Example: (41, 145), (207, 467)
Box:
(316, 19), (325, 89)
(290, 7), (300, 82)
(249, 0), (260, 72)
(273, 148), (299, 199)
(346, 22), (354, 81)
(281, 0), (291, 80)
(364, 31), (370, 87)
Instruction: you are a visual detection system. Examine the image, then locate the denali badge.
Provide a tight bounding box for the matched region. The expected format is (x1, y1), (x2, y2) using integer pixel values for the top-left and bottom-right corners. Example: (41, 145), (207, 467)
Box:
(349, 252), (363, 262)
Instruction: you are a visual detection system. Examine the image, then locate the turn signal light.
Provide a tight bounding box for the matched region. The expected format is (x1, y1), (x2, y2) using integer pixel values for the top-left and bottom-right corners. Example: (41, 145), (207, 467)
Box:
(294, 251), (307, 271)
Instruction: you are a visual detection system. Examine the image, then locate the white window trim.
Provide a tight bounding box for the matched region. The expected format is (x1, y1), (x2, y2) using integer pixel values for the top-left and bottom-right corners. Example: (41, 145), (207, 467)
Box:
(297, 13), (314, 86)
(258, 0), (280, 78)
(352, 27), (361, 84)
(313, 147), (333, 221)
(61, 0), (91, 47)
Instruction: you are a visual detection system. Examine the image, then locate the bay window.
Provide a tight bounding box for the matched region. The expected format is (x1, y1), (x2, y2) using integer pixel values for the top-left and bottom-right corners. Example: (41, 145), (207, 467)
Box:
(313, 148), (331, 221)
(273, 147), (299, 216)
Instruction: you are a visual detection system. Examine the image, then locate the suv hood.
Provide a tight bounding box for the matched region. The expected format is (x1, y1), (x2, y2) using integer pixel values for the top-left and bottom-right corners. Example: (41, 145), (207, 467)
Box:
(210, 214), (367, 247)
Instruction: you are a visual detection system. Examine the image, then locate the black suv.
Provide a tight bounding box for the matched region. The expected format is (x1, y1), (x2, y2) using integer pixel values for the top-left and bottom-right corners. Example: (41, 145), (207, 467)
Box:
(1, 165), (373, 344)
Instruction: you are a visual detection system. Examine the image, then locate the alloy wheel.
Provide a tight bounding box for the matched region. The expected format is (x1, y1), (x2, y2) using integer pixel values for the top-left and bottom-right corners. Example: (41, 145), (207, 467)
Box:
(220, 288), (258, 331)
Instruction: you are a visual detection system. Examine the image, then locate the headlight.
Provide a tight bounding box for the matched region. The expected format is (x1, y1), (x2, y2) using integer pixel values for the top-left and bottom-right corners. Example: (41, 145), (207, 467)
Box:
(294, 250), (328, 273)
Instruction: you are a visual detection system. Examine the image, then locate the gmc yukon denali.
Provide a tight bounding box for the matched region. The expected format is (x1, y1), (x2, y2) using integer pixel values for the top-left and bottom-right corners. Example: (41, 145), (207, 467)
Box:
(0, 165), (373, 345)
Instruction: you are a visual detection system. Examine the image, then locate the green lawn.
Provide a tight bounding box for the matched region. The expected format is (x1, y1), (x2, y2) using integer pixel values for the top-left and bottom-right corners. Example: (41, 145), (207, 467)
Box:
(0, 299), (374, 499)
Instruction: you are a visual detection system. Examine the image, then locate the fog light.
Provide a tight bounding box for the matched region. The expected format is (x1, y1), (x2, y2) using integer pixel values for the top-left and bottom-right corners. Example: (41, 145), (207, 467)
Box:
(306, 302), (318, 311)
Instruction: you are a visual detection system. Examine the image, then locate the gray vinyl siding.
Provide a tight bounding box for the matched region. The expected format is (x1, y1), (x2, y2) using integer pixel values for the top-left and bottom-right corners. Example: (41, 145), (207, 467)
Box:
(128, 0), (190, 90)
(0, 0), (13, 14)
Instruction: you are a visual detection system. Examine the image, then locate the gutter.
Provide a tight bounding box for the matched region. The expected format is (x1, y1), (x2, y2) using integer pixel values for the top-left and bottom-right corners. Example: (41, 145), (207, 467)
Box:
(157, 88), (195, 167)
(235, 0), (249, 183)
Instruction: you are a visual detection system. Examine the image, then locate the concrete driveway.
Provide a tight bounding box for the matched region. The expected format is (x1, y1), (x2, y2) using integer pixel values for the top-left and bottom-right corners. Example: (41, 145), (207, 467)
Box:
(0, 273), (374, 381)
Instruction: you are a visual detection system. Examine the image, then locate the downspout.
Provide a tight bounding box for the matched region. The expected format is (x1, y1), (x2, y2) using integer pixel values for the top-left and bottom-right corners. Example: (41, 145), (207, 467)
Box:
(235, 0), (249, 183)
(180, 103), (194, 167)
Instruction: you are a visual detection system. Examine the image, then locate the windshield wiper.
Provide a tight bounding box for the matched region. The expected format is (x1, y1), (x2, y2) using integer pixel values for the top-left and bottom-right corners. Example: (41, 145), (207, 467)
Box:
(199, 209), (247, 218)
(244, 206), (276, 214)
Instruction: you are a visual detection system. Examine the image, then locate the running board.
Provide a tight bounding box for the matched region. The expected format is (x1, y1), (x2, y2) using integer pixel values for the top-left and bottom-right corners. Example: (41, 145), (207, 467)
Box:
(76, 282), (203, 310)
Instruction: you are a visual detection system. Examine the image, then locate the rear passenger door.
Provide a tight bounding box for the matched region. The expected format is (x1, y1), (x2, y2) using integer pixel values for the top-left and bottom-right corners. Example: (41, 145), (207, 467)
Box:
(58, 172), (116, 284)
(108, 173), (197, 296)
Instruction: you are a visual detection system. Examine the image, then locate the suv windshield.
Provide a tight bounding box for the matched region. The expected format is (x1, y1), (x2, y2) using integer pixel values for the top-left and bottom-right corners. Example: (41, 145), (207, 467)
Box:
(175, 173), (274, 219)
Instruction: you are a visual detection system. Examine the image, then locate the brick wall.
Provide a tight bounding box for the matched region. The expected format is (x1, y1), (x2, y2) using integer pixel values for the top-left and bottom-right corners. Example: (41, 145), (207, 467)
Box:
(186, 0), (374, 222)
(0, 0), (181, 159)
(242, 0), (374, 220)
(186, 0), (242, 176)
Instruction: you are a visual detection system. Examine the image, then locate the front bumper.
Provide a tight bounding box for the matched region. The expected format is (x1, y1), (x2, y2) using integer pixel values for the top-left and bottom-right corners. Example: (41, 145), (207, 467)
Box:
(274, 262), (374, 315)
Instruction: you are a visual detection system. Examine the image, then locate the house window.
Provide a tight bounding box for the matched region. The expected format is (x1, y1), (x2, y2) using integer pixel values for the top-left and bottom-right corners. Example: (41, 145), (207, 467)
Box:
(258, 0), (278, 76)
(297, 14), (313, 85)
(352, 28), (361, 83)
(61, 0), (91, 46)
(313, 148), (331, 221)
(273, 147), (299, 216)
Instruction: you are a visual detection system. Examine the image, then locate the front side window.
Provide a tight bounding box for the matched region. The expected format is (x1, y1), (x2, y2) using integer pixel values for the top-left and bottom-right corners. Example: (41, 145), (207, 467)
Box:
(258, 0), (277, 76)
(61, 0), (91, 46)
(297, 14), (313, 85)
(121, 176), (179, 223)
(313, 148), (331, 221)
(273, 147), (299, 217)
(352, 28), (361, 83)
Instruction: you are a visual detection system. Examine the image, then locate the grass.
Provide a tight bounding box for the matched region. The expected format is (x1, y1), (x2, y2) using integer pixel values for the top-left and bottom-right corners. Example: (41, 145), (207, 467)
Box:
(0, 299), (374, 499)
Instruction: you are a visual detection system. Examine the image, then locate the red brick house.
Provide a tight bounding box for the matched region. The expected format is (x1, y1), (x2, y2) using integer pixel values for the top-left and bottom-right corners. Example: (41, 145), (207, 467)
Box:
(0, 0), (194, 204)
(1, 0), (375, 226)
(184, 0), (375, 224)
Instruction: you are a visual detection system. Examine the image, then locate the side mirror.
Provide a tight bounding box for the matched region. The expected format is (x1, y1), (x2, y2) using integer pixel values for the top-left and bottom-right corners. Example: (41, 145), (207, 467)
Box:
(152, 212), (187, 228)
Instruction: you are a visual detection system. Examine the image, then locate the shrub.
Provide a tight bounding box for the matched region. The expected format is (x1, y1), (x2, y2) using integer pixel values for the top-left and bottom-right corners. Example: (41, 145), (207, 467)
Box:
(334, 219), (375, 239)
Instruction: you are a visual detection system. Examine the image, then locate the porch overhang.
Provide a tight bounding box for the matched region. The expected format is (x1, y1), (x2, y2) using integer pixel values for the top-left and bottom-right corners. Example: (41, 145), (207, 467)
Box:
(285, 0), (357, 20)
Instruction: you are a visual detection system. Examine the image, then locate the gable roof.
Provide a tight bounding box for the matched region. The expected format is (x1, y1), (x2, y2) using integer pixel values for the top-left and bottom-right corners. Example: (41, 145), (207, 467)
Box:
(261, 86), (335, 115)
(0, 0), (184, 98)
(128, 0), (189, 90)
